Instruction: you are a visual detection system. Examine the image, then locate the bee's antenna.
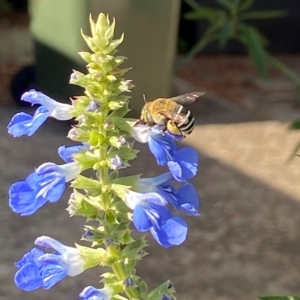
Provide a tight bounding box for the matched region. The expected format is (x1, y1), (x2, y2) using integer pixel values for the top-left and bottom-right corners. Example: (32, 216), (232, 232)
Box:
(143, 93), (147, 103)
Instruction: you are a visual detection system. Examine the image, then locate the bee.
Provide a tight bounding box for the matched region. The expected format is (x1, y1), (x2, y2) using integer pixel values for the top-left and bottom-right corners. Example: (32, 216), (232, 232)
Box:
(138, 91), (205, 137)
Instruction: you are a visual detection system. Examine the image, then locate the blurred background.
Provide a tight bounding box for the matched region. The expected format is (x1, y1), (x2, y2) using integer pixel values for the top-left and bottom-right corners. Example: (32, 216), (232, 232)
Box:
(1, 1), (300, 299)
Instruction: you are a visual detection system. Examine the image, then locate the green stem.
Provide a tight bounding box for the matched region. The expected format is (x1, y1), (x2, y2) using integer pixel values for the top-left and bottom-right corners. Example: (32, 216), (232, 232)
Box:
(109, 245), (141, 299)
(98, 108), (140, 300)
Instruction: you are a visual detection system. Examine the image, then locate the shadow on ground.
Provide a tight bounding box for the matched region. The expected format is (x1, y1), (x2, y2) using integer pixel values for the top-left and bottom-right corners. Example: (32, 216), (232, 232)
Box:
(1, 100), (300, 300)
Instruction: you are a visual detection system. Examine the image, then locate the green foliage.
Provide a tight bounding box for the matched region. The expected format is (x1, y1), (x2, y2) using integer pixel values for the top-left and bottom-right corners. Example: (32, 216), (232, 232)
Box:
(183, 0), (287, 77)
(0, 0), (12, 16)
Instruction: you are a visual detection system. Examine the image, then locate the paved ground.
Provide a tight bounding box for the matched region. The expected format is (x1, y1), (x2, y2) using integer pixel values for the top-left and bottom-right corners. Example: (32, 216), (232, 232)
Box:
(1, 77), (300, 300)
(2, 16), (300, 300)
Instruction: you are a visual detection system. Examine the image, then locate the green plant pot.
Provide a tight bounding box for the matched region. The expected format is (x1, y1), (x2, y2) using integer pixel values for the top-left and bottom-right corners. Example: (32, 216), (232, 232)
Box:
(29, 0), (180, 110)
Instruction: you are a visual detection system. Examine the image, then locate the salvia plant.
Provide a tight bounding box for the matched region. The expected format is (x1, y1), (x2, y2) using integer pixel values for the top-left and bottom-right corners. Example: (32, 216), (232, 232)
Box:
(7, 14), (200, 300)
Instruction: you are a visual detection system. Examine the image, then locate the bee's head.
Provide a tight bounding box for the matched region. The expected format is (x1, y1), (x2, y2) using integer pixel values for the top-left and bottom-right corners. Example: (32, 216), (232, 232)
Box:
(140, 93), (149, 121)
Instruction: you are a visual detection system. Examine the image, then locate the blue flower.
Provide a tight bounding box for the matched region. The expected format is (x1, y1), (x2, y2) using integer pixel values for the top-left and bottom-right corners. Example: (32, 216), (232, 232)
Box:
(125, 190), (187, 248)
(58, 144), (88, 163)
(131, 124), (198, 181)
(79, 286), (113, 300)
(148, 134), (198, 181)
(136, 173), (200, 216)
(7, 90), (73, 137)
(14, 236), (85, 291)
(9, 161), (81, 216)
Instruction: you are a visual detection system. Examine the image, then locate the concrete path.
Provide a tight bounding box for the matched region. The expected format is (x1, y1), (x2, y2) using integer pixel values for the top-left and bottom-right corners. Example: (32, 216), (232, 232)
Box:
(1, 75), (300, 300)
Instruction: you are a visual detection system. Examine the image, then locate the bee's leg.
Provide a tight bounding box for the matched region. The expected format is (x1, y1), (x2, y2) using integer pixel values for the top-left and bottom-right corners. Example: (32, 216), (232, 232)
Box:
(166, 121), (183, 137)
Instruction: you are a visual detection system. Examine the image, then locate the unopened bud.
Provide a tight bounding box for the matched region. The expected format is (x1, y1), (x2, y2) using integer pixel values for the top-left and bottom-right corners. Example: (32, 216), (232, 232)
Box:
(124, 277), (135, 288)
(104, 120), (115, 130)
(82, 230), (95, 241)
(87, 100), (101, 112)
(68, 128), (79, 140)
(110, 154), (126, 170)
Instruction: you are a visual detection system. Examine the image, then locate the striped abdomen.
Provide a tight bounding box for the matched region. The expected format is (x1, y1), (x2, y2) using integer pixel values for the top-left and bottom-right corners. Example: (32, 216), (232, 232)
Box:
(175, 105), (195, 136)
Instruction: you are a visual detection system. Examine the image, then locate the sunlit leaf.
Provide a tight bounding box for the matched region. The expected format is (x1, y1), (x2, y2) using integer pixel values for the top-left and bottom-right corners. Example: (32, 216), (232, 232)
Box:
(237, 24), (268, 76)
(219, 23), (232, 49)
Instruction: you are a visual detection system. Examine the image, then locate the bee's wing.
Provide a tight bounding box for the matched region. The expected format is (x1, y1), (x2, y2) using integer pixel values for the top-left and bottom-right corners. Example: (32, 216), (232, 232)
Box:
(170, 91), (206, 105)
(158, 105), (189, 124)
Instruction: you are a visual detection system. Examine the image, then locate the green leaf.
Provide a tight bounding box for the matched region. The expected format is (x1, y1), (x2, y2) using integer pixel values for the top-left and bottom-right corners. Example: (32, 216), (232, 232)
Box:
(111, 183), (131, 199)
(113, 199), (130, 216)
(180, 30), (219, 66)
(138, 280), (148, 300)
(105, 210), (117, 224)
(241, 10), (288, 21)
(219, 23), (232, 49)
(237, 24), (268, 77)
(111, 174), (141, 187)
(109, 146), (139, 163)
(104, 33), (124, 54)
(239, 0), (255, 12)
(147, 280), (172, 300)
(88, 130), (101, 147)
(121, 237), (148, 259)
(108, 100), (127, 110)
(68, 191), (102, 218)
(109, 102), (130, 118)
(83, 225), (106, 242)
(76, 244), (108, 268)
(121, 230), (135, 244)
(71, 175), (102, 195)
(109, 136), (125, 148)
(184, 7), (226, 22)
(101, 272), (118, 281)
(113, 295), (128, 300)
(290, 119), (300, 130)
(74, 151), (98, 171)
(259, 297), (300, 300)
(78, 51), (92, 63)
(111, 117), (134, 134)
(123, 259), (137, 275)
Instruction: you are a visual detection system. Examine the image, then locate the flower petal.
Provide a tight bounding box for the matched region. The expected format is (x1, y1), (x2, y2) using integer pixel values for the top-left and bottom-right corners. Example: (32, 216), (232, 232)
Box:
(150, 216), (187, 248)
(14, 263), (44, 291)
(22, 90), (73, 120)
(40, 262), (67, 289)
(15, 248), (44, 269)
(9, 180), (47, 216)
(135, 172), (173, 193)
(133, 205), (152, 232)
(7, 107), (49, 137)
(167, 147), (198, 181)
(58, 145), (83, 163)
(79, 286), (113, 300)
(148, 135), (173, 166)
(176, 183), (200, 216)
(34, 236), (66, 254)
